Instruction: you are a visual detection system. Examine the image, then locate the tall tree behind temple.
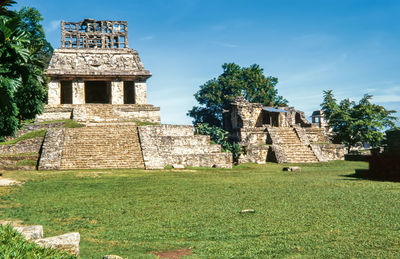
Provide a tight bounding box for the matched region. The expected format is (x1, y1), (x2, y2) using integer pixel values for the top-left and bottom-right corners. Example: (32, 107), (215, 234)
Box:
(14, 7), (53, 121)
(321, 90), (398, 152)
(188, 63), (288, 127)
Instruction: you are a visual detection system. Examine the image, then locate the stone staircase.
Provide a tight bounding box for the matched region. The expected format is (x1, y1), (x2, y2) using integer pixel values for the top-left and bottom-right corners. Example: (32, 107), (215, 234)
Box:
(304, 128), (329, 143)
(60, 123), (144, 169)
(138, 125), (232, 169)
(271, 127), (318, 163)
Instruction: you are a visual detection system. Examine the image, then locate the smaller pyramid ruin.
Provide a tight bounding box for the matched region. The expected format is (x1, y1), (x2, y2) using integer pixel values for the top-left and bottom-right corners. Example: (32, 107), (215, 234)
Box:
(222, 96), (345, 163)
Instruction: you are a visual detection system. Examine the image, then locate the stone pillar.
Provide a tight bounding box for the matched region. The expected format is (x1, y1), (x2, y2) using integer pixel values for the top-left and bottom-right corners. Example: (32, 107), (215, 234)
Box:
(47, 80), (60, 105)
(135, 81), (147, 104)
(111, 79), (124, 104)
(72, 79), (85, 104)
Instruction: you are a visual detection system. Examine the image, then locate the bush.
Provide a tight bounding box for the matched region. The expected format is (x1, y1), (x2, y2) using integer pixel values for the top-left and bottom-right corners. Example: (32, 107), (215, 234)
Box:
(0, 224), (76, 258)
(195, 123), (241, 162)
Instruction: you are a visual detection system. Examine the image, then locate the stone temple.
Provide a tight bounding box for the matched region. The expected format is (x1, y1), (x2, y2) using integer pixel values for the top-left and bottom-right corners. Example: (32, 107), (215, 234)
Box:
(37, 19), (160, 123)
(34, 19), (232, 170)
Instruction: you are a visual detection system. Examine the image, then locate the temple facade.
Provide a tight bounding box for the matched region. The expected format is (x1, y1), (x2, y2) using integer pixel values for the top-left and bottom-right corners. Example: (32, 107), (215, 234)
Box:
(37, 19), (160, 123)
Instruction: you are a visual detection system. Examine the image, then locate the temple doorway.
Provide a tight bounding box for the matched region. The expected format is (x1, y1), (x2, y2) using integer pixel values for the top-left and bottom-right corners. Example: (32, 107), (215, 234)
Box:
(85, 81), (111, 103)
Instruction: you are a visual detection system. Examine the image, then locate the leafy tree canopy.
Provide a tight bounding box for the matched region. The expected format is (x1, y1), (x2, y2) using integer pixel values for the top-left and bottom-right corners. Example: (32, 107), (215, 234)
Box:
(0, 1), (52, 139)
(321, 90), (398, 152)
(188, 63), (288, 126)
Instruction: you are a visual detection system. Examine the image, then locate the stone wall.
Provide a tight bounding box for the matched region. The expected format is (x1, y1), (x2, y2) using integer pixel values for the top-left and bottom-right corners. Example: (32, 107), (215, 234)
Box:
(138, 125), (232, 169)
(72, 80), (85, 104)
(0, 138), (44, 155)
(36, 104), (160, 123)
(238, 145), (270, 164)
(47, 48), (151, 78)
(35, 106), (73, 122)
(38, 129), (66, 170)
(135, 81), (147, 104)
(48, 80), (61, 105)
(268, 145), (287, 163)
(111, 80), (124, 104)
(310, 143), (346, 161)
(304, 128), (329, 143)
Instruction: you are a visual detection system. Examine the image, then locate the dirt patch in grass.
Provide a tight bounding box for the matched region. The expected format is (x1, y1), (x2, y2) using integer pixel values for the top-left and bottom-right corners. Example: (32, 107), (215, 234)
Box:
(154, 248), (193, 259)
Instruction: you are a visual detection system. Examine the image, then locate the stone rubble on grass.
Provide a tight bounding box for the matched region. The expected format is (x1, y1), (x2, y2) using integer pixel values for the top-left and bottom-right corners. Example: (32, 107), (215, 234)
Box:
(14, 225), (43, 241)
(240, 209), (255, 213)
(0, 178), (21, 186)
(1, 221), (80, 256)
(172, 164), (185, 169)
(103, 255), (124, 259)
(283, 166), (301, 172)
(34, 232), (80, 256)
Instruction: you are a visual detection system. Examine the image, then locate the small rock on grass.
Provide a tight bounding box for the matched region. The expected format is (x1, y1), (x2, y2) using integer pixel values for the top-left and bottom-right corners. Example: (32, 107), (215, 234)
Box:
(240, 209), (255, 214)
(0, 178), (21, 186)
(103, 255), (124, 259)
(172, 164), (185, 169)
(283, 166), (301, 172)
(34, 232), (80, 256)
(14, 225), (43, 241)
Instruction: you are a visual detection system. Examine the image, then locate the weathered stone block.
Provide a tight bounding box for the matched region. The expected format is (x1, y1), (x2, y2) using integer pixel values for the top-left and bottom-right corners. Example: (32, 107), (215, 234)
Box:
(34, 232), (80, 256)
(14, 225), (43, 241)
(103, 255), (124, 259)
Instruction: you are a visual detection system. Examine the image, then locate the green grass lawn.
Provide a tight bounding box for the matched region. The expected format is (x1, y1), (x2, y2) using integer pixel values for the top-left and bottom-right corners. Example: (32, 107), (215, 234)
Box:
(1, 161), (399, 258)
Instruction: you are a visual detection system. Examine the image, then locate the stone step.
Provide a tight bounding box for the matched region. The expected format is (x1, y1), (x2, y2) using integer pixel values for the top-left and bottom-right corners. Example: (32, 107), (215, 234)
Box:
(144, 153), (232, 169)
(139, 125), (195, 137)
(144, 135), (211, 146)
(142, 144), (221, 155)
(60, 125), (144, 170)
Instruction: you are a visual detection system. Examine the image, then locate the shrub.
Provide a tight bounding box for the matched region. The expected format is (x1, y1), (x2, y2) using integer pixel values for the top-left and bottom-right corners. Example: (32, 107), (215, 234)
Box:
(195, 123), (241, 162)
(0, 224), (76, 258)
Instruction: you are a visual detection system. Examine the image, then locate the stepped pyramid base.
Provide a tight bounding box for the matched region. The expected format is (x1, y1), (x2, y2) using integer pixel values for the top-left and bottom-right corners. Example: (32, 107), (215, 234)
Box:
(138, 125), (232, 169)
(39, 123), (145, 170)
(38, 123), (233, 170)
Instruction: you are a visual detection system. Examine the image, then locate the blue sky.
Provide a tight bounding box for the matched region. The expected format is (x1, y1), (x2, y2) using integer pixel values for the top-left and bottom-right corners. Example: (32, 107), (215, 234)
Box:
(14, 0), (400, 125)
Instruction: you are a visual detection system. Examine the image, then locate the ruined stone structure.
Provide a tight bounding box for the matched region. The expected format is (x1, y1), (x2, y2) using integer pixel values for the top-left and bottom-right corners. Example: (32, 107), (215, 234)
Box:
(32, 19), (232, 170)
(36, 19), (160, 123)
(223, 96), (345, 163)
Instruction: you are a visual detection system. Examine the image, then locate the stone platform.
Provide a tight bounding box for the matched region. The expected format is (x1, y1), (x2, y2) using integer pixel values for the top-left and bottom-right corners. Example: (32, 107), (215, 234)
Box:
(37, 123), (232, 170)
(36, 104), (160, 123)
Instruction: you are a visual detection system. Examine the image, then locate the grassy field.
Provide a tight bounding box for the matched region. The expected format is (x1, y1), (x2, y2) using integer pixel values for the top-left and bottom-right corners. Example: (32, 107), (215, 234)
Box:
(1, 161), (399, 258)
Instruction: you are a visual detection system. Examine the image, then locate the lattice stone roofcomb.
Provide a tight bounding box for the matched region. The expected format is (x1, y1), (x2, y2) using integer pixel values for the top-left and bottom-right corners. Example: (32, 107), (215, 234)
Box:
(61, 19), (128, 49)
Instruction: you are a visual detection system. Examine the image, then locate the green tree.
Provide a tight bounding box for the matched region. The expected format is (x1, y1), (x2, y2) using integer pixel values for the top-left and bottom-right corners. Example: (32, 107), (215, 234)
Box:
(188, 63), (288, 126)
(14, 7), (52, 121)
(0, 13), (30, 138)
(321, 90), (398, 152)
(0, 2), (52, 139)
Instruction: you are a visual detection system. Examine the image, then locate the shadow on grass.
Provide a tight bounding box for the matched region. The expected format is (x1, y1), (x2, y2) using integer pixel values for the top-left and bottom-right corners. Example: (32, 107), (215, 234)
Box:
(342, 169), (400, 182)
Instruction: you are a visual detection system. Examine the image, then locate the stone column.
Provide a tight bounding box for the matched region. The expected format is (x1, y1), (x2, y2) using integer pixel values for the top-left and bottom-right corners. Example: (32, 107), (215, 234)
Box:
(47, 80), (60, 105)
(135, 81), (147, 104)
(111, 79), (124, 104)
(72, 79), (85, 104)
